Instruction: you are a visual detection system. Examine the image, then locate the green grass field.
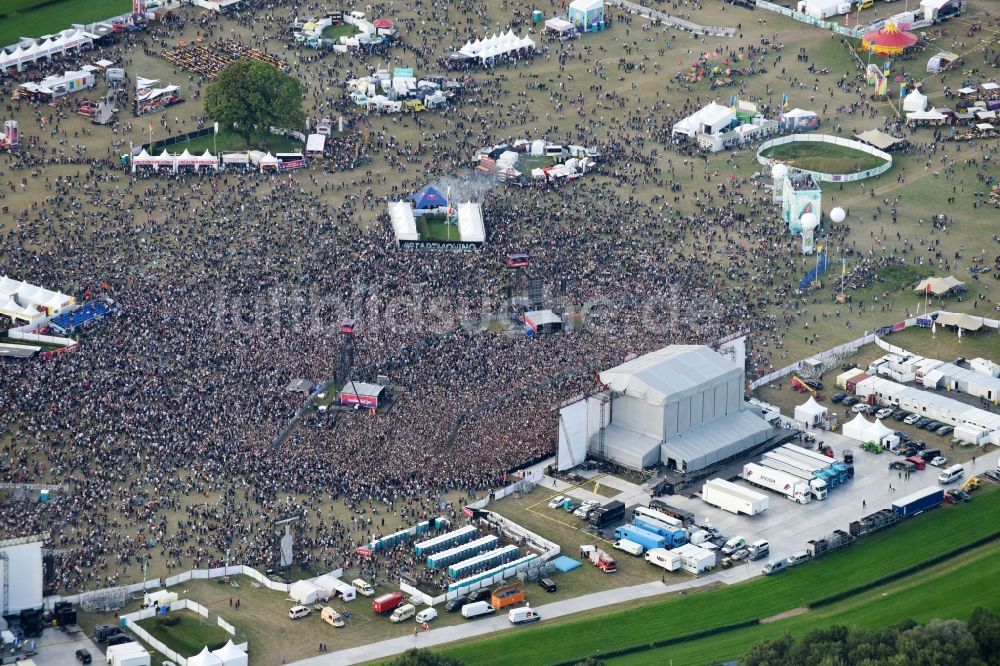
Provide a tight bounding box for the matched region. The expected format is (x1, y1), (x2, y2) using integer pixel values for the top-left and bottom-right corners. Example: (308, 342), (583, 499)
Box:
(436, 487), (1000, 666)
(761, 141), (888, 174)
(0, 0), (131, 48)
(609, 539), (1000, 665)
(322, 23), (360, 40)
(136, 611), (231, 657)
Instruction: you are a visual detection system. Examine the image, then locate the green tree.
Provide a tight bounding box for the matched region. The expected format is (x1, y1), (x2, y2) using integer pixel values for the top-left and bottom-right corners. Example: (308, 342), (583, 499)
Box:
(388, 649), (465, 666)
(204, 60), (304, 145)
(968, 607), (1000, 665)
(891, 618), (985, 666)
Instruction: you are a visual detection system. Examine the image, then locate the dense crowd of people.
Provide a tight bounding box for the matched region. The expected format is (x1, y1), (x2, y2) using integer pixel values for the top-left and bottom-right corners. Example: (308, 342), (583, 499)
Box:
(0, 0), (997, 597)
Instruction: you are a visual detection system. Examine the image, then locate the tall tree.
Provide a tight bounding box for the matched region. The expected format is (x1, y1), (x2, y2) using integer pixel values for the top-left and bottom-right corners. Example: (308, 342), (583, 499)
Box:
(204, 60), (304, 145)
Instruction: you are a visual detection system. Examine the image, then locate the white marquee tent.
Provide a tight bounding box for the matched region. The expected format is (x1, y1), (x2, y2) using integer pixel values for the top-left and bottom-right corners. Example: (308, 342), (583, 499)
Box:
(456, 201), (486, 243)
(289, 579), (325, 605)
(313, 573), (357, 601)
(457, 30), (536, 63)
(0, 276), (73, 322)
(794, 396), (828, 426)
(671, 102), (736, 137)
(841, 413), (871, 441)
(388, 201), (419, 242)
(0, 28), (95, 74)
(188, 646), (223, 666)
(902, 88), (928, 113)
(211, 640), (249, 666)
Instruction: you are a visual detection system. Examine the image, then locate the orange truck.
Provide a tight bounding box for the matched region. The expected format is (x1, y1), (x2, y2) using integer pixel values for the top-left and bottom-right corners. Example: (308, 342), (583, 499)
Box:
(490, 585), (525, 609)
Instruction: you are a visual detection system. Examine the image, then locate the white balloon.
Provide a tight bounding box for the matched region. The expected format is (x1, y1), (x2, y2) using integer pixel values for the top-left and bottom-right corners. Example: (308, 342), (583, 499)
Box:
(830, 207), (846, 223)
(771, 163), (788, 179)
(800, 212), (818, 229)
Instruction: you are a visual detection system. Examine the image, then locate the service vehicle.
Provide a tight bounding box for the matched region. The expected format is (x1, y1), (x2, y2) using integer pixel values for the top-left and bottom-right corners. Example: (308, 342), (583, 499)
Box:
(613, 539), (645, 556)
(390, 603), (416, 623)
(938, 464), (965, 485)
(573, 500), (600, 518)
(508, 607), (541, 625)
(352, 579), (375, 596)
(415, 607), (438, 624)
(747, 539), (770, 560)
(538, 578), (557, 592)
(930, 456), (948, 467)
(491, 585), (525, 609)
(371, 592), (405, 615)
(461, 601), (496, 619)
(321, 607), (345, 627)
(289, 605), (311, 620)
(763, 559), (788, 575)
(547, 495), (566, 509)
(721, 536), (746, 555)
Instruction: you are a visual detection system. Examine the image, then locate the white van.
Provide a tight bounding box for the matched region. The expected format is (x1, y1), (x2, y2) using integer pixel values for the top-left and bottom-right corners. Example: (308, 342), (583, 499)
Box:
(748, 539), (770, 561)
(763, 559), (787, 575)
(938, 464), (964, 485)
(644, 547), (680, 572)
(288, 605), (311, 620)
(352, 579), (375, 596)
(613, 539), (645, 557)
(508, 607), (541, 625)
(461, 601), (495, 619)
(721, 536), (746, 555)
(390, 603), (416, 623)
(786, 551), (810, 567)
(415, 607), (438, 624)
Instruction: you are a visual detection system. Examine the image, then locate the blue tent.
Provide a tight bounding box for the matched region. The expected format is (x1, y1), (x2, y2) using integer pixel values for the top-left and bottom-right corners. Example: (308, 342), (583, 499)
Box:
(409, 185), (447, 209)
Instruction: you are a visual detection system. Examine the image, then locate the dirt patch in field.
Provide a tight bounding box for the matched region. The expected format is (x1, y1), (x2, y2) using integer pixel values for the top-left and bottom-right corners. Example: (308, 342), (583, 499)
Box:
(760, 607), (810, 624)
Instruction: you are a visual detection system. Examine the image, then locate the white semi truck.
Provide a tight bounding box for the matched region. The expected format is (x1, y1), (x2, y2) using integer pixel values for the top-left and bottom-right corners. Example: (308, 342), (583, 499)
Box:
(700, 478), (768, 516)
(742, 463), (813, 504)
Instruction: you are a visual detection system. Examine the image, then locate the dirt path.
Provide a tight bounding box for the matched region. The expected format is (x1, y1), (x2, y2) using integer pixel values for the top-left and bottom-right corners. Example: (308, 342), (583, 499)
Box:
(760, 606), (810, 624)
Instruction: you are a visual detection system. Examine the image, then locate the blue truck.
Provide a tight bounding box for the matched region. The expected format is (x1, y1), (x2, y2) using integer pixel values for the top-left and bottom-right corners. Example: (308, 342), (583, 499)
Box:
(613, 524), (669, 552)
(891, 486), (944, 517)
(776, 447), (847, 485)
(630, 519), (687, 547)
(780, 444), (850, 484)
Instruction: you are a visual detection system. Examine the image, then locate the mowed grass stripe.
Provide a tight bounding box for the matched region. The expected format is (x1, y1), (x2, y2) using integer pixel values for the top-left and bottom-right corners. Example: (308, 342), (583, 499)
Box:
(436, 489), (1000, 666)
(609, 537), (1000, 665)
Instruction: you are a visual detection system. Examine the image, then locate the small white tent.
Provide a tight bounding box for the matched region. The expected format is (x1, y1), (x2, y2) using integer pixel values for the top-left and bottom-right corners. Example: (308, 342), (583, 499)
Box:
(289, 579), (325, 604)
(864, 419), (899, 449)
(212, 640), (249, 666)
(794, 396), (828, 426)
(902, 89), (928, 113)
(188, 646), (223, 666)
(841, 413), (871, 441)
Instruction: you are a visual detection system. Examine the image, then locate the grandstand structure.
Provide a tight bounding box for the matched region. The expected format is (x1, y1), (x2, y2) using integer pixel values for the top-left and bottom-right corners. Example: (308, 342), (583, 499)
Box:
(48, 300), (116, 335)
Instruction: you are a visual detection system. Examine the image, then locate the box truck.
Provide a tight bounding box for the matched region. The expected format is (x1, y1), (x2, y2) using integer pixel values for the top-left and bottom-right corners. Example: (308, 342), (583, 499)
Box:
(700, 478), (768, 516)
(644, 547), (681, 571)
(588, 500), (625, 528)
(630, 518), (687, 547)
(613, 524), (669, 551)
(892, 486), (944, 517)
(742, 463), (813, 504)
(613, 539), (645, 556)
(762, 451), (835, 490)
(780, 444), (850, 484)
(372, 591), (405, 615)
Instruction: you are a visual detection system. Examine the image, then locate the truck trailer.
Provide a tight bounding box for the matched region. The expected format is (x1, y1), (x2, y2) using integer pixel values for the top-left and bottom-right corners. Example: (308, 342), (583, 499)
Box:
(700, 478), (768, 516)
(891, 486), (944, 517)
(644, 547), (681, 571)
(762, 451), (837, 489)
(779, 444), (850, 483)
(757, 456), (829, 498)
(806, 529), (854, 558)
(849, 509), (899, 537)
(766, 450), (840, 486)
(742, 463), (813, 504)
(613, 524), (669, 551)
(588, 500), (625, 529)
(630, 518), (687, 547)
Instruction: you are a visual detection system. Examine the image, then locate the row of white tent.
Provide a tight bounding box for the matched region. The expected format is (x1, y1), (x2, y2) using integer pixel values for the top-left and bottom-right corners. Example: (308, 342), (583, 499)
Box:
(0, 28), (95, 74)
(187, 641), (248, 666)
(457, 30), (536, 61)
(289, 572), (358, 604)
(842, 414), (899, 448)
(0, 276), (74, 323)
(131, 148), (220, 172)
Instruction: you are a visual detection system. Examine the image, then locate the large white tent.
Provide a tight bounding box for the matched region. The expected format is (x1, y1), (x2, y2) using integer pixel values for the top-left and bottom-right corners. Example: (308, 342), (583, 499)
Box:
(456, 202), (486, 243)
(0, 28), (94, 74)
(0, 276), (73, 322)
(902, 88), (928, 113)
(211, 640), (249, 666)
(289, 579), (325, 604)
(866, 419), (899, 448)
(671, 102), (735, 137)
(313, 573), (357, 601)
(388, 201), (419, 242)
(457, 30), (535, 63)
(841, 413), (871, 441)
(794, 396), (828, 426)
(188, 646), (223, 666)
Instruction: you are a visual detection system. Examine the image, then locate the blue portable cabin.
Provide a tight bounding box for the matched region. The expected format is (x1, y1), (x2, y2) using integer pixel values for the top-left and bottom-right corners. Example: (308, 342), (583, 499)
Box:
(447, 545), (519, 579)
(414, 525), (477, 557)
(426, 535), (499, 570)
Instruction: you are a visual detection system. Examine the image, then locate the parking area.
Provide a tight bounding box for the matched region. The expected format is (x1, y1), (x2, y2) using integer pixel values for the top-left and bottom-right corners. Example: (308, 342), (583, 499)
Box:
(632, 430), (968, 568)
(29, 628), (105, 666)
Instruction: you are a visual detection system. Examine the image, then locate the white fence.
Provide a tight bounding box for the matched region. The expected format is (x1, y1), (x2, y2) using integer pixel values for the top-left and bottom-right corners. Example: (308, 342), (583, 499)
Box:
(120, 598), (248, 666)
(757, 134), (894, 182)
(607, 0), (735, 36)
(755, 0), (864, 38)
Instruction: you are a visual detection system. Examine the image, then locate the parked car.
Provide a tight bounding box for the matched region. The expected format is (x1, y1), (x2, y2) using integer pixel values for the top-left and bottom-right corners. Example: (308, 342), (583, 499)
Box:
(444, 597), (468, 613)
(889, 460), (916, 472)
(805, 380), (824, 390)
(923, 420), (943, 431)
(895, 431), (911, 442)
(944, 492), (958, 505)
(539, 578), (557, 593)
(842, 396), (859, 407)
(936, 425), (954, 436)
(563, 501), (580, 513)
(466, 588), (492, 604)
(983, 470), (1000, 483)
(75, 649), (92, 665)
(876, 408), (894, 419)
(930, 456), (948, 467)
(852, 403), (869, 413)
(914, 418), (932, 428)
(547, 495), (566, 509)
(893, 411), (911, 422)
(947, 489), (971, 502)
(831, 393), (847, 403)
(904, 413), (922, 425)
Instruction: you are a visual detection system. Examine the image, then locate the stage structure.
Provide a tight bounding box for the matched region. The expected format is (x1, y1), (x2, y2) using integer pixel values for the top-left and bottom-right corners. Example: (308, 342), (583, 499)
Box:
(782, 171), (822, 234)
